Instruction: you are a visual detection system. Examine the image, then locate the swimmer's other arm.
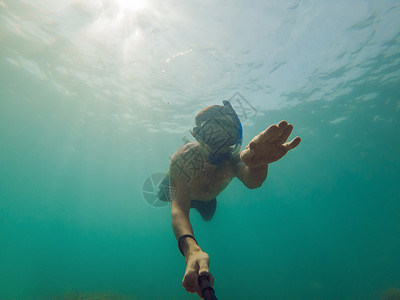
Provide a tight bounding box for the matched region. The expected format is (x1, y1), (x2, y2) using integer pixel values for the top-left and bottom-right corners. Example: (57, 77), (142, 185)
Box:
(233, 159), (268, 189)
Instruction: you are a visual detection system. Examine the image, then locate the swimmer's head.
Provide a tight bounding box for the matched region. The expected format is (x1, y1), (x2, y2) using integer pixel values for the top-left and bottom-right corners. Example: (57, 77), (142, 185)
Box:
(191, 100), (242, 159)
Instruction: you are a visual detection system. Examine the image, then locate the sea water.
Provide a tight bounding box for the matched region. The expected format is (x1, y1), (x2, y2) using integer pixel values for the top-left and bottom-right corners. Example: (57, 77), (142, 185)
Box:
(1, 1), (399, 299)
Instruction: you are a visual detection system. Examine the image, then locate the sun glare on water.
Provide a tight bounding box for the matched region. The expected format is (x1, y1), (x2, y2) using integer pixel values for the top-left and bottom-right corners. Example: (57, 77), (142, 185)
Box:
(73, 0), (152, 62)
(113, 0), (149, 14)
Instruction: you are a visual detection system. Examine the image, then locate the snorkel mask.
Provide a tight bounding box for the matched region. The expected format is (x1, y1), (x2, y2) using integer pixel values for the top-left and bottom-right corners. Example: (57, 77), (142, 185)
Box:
(191, 100), (243, 164)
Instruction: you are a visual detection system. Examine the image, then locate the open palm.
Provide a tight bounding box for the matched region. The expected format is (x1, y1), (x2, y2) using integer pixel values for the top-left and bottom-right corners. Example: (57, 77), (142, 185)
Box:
(240, 120), (301, 167)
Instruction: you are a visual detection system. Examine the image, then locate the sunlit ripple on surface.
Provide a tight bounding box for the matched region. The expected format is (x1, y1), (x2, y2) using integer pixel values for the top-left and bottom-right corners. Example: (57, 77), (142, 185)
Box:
(0, 0), (399, 135)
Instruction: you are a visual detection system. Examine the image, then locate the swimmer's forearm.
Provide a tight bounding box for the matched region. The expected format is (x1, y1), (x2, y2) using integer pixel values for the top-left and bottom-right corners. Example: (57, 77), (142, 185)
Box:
(246, 164), (268, 188)
(171, 206), (202, 259)
(236, 162), (268, 189)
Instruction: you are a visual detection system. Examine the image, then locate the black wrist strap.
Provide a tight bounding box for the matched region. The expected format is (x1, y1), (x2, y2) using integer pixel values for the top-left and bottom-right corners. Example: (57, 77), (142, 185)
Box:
(178, 234), (197, 256)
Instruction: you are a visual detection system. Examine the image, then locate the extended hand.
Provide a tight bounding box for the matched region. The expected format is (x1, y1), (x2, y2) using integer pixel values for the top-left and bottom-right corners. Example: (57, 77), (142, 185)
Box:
(182, 250), (214, 298)
(240, 120), (301, 167)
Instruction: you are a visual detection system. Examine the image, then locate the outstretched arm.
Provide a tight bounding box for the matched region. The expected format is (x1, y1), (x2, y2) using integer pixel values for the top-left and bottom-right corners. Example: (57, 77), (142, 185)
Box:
(233, 159), (268, 189)
(170, 181), (195, 252)
(169, 160), (214, 298)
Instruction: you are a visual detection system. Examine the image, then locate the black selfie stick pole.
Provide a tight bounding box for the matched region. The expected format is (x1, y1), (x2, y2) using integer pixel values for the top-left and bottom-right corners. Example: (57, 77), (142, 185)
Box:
(198, 275), (217, 300)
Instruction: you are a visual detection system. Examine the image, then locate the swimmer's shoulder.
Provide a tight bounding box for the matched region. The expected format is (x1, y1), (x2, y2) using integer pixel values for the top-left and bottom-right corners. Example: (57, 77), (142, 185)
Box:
(169, 142), (199, 168)
(171, 142), (198, 158)
(169, 142), (202, 184)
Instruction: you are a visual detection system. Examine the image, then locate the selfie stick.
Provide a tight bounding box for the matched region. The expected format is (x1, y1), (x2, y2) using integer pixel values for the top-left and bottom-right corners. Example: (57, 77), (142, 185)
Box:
(198, 275), (217, 300)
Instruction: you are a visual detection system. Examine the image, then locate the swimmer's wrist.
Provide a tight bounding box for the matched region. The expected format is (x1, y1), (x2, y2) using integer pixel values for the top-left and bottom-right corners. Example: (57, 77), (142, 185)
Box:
(186, 241), (202, 259)
(179, 236), (201, 259)
(249, 163), (269, 170)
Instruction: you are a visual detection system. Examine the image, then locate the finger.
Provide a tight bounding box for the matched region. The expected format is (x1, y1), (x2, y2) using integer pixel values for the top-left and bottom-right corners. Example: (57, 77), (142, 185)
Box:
(254, 124), (278, 144)
(277, 124), (293, 144)
(278, 120), (288, 126)
(263, 124), (280, 142)
(283, 136), (301, 151)
(276, 120), (289, 136)
(182, 274), (196, 293)
(268, 120), (288, 143)
(182, 269), (199, 294)
(198, 255), (210, 272)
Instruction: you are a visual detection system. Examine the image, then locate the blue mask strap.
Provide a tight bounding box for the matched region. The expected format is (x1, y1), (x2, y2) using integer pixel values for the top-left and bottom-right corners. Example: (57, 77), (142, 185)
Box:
(223, 100), (243, 148)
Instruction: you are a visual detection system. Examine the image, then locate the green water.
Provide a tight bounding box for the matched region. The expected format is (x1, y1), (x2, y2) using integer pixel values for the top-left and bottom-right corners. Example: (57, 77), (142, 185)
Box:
(1, 1), (400, 299)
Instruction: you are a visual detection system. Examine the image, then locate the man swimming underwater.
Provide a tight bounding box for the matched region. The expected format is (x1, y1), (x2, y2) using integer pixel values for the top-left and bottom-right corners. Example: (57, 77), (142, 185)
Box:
(158, 100), (301, 298)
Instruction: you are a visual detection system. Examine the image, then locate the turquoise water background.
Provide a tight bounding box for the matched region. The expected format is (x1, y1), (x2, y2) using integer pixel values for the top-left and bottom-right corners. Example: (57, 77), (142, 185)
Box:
(1, 0), (400, 299)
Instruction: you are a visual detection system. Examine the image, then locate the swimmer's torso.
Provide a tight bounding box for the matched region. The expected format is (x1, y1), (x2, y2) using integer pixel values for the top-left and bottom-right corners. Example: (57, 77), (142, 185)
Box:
(170, 143), (236, 202)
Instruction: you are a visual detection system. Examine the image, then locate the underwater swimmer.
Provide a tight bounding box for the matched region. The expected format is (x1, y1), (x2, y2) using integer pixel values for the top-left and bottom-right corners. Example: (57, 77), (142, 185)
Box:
(159, 101), (301, 298)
